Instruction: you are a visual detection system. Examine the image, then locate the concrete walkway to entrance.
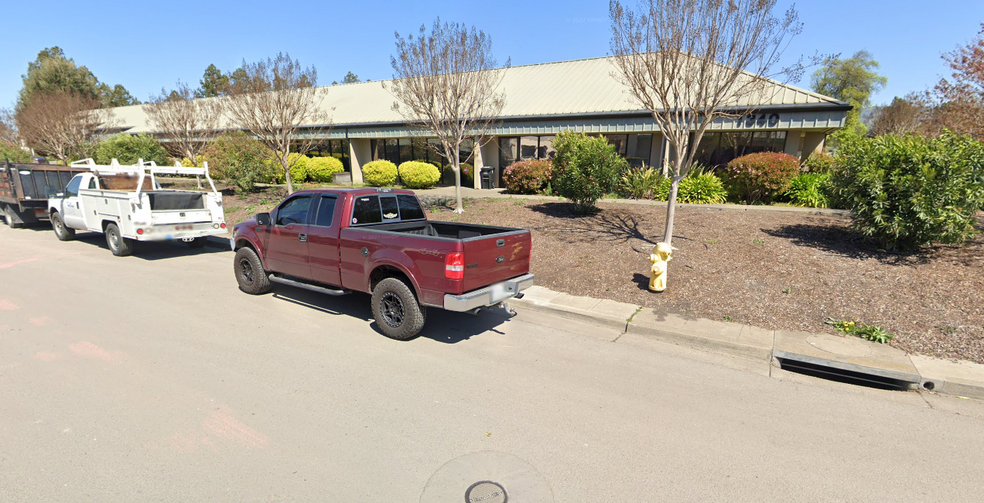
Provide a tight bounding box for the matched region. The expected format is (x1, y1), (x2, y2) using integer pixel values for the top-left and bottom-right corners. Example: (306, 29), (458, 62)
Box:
(510, 285), (984, 400)
(413, 185), (850, 216)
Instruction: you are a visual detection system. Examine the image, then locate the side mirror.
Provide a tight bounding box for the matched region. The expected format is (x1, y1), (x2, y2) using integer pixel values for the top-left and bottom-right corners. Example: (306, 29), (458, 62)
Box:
(256, 212), (271, 226)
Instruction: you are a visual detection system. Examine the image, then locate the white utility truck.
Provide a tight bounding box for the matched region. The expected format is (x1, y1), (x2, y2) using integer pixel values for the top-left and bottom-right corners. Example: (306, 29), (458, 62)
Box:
(48, 159), (227, 256)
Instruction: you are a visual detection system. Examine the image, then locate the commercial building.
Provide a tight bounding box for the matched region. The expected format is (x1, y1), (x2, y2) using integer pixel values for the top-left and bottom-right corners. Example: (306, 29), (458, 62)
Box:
(105, 56), (849, 188)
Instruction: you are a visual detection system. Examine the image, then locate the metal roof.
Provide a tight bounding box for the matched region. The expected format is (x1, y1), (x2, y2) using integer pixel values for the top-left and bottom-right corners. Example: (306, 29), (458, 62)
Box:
(104, 55), (847, 135)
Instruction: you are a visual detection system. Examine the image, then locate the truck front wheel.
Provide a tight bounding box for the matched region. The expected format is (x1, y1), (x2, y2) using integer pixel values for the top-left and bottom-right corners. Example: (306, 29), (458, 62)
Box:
(234, 247), (272, 295)
(105, 223), (134, 256)
(50, 212), (76, 241)
(371, 277), (427, 340)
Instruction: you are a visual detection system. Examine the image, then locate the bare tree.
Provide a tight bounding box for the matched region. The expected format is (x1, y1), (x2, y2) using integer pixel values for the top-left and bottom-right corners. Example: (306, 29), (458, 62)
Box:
(15, 91), (103, 164)
(869, 95), (925, 137)
(223, 53), (330, 194)
(387, 18), (508, 213)
(143, 81), (224, 166)
(609, 0), (804, 246)
(1, 107), (19, 146)
(928, 23), (984, 141)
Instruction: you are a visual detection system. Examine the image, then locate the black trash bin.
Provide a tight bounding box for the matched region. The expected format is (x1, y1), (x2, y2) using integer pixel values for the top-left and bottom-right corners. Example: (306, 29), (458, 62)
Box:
(480, 166), (496, 189)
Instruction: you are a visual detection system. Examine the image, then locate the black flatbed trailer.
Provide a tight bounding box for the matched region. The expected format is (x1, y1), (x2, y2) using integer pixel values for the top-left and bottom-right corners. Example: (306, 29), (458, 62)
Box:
(1, 162), (87, 227)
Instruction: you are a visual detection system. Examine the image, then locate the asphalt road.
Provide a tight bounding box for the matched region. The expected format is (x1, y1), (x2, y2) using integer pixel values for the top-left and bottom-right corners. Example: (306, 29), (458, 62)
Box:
(2, 224), (984, 502)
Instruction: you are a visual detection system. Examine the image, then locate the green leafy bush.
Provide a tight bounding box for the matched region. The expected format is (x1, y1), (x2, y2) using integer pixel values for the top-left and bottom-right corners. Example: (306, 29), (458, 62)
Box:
(785, 172), (832, 208)
(832, 131), (984, 251)
(503, 159), (553, 194)
(723, 152), (801, 204)
(678, 169), (728, 204)
(802, 152), (838, 173)
(307, 156), (345, 183)
(201, 131), (269, 194)
(398, 161), (441, 188)
(94, 133), (170, 166)
(618, 167), (666, 199)
(552, 131), (628, 212)
(272, 153), (310, 184)
(362, 160), (398, 187)
(1, 143), (32, 163)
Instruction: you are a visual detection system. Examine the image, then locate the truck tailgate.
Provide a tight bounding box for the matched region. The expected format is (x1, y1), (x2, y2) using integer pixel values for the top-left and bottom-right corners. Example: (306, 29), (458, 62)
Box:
(460, 230), (531, 293)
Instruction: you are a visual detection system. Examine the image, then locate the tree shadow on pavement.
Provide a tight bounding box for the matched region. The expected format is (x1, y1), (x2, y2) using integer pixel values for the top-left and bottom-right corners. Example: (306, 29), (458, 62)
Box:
(528, 202), (659, 246)
(271, 286), (515, 344)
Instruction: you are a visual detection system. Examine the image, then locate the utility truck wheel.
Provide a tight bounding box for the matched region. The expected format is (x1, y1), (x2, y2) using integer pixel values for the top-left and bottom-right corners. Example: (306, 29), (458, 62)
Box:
(187, 237), (208, 249)
(3, 205), (22, 228)
(105, 223), (133, 256)
(234, 247), (271, 294)
(371, 277), (426, 340)
(50, 212), (75, 241)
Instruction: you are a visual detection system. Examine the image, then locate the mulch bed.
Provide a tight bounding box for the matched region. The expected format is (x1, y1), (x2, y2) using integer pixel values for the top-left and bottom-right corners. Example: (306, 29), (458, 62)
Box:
(220, 185), (984, 364)
(427, 197), (984, 365)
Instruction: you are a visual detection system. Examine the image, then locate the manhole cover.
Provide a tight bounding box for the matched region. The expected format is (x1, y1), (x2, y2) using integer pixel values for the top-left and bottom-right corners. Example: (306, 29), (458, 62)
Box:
(806, 334), (872, 357)
(420, 451), (552, 503)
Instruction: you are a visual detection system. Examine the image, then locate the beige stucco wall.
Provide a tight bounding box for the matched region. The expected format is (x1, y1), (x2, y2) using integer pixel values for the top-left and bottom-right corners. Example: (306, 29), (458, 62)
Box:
(348, 139), (371, 184)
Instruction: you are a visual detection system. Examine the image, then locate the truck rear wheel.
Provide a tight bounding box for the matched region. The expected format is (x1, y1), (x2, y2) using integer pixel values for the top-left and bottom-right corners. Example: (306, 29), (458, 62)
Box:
(371, 277), (427, 340)
(3, 205), (23, 228)
(50, 212), (76, 241)
(105, 223), (134, 256)
(234, 247), (272, 295)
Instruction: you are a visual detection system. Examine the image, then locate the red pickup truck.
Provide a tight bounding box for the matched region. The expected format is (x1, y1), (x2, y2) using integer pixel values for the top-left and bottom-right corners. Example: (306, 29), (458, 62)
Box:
(232, 188), (534, 339)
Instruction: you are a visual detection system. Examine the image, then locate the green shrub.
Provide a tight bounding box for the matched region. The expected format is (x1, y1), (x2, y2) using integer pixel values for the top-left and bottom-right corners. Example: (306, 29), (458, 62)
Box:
(201, 131), (269, 194)
(723, 152), (801, 204)
(398, 161), (441, 188)
(678, 169), (728, 204)
(94, 133), (170, 166)
(785, 172), (832, 208)
(832, 131), (984, 251)
(552, 131), (628, 212)
(307, 156), (345, 183)
(618, 167), (665, 199)
(362, 160), (398, 187)
(503, 159), (553, 194)
(802, 152), (838, 173)
(1, 142), (32, 163)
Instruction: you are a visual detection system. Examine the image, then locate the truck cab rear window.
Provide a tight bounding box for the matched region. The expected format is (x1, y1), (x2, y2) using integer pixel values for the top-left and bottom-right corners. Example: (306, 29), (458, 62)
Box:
(351, 194), (426, 226)
(352, 196), (382, 225)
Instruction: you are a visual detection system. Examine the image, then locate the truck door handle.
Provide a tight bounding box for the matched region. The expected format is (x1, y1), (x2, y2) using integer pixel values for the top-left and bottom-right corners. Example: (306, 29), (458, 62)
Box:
(299, 233), (307, 242)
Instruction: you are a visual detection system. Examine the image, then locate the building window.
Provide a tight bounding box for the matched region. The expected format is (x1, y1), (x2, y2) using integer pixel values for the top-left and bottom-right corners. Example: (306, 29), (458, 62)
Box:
(692, 131), (787, 168)
(307, 139), (350, 171)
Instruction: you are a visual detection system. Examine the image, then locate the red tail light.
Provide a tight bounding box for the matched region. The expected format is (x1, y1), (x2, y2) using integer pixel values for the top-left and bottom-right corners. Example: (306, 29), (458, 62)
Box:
(445, 252), (464, 280)
(136, 228), (144, 235)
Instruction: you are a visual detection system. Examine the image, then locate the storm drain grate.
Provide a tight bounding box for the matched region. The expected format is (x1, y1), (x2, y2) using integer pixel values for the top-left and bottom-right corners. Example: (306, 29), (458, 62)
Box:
(775, 354), (918, 391)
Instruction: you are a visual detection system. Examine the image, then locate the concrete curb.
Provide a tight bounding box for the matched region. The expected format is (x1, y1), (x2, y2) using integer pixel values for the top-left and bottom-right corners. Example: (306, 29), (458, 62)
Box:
(511, 286), (984, 400)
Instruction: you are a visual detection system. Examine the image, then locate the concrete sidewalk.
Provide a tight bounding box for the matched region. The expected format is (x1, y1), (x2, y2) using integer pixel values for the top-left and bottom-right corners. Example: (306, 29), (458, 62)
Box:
(414, 186), (850, 216)
(511, 285), (984, 400)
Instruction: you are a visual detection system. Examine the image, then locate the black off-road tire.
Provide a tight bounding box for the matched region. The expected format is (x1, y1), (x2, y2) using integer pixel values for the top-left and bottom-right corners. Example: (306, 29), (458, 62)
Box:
(187, 237), (208, 249)
(234, 247), (272, 295)
(105, 223), (134, 256)
(371, 277), (427, 340)
(50, 212), (75, 241)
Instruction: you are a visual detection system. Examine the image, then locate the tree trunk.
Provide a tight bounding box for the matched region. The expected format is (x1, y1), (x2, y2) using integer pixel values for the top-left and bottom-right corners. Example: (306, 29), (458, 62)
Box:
(282, 156), (295, 194)
(453, 145), (463, 214)
(663, 177), (681, 245)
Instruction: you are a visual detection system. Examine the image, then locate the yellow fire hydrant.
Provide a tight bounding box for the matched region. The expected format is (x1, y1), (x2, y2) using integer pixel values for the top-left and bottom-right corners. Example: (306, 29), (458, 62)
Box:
(648, 242), (673, 292)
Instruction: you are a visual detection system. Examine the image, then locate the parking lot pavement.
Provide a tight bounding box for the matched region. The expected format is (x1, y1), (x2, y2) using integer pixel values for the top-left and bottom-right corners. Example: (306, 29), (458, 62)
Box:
(3, 225), (984, 503)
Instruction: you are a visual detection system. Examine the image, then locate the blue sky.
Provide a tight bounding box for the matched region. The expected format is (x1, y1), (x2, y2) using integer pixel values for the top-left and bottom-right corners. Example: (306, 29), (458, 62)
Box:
(2, 1), (982, 109)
